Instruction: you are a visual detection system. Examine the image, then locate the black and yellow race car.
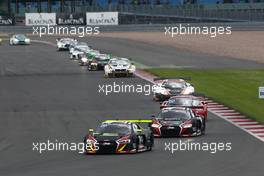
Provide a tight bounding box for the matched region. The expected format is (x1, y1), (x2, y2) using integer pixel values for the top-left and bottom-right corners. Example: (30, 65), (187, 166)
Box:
(83, 120), (154, 154)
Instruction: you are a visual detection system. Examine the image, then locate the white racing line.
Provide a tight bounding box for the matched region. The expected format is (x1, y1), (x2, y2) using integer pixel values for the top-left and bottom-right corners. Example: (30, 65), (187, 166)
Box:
(32, 39), (264, 142)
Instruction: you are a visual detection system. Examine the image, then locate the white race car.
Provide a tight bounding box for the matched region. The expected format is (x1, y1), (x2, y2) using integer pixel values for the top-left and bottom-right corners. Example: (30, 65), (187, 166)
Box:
(10, 34), (30, 45)
(70, 42), (90, 60)
(69, 42), (88, 54)
(104, 58), (136, 77)
(56, 38), (77, 51)
(152, 78), (195, 101)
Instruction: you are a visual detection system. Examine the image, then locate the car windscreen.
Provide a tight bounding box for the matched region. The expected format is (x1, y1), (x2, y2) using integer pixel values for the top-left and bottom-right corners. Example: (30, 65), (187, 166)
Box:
(168, 98), (200, 106)
(77, 46), (89, 50)
(15, 35), (26, 41)
(158, 110), (191, 121)
(95, 57), (109, 62)
(61, 38), (71, 42)
(164, 82), (185, 89)
(97, 123), (131, 136)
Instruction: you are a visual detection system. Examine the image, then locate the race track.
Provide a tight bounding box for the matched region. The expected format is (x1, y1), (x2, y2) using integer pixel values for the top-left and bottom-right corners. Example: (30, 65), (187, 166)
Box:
(0, 40), (263, 176)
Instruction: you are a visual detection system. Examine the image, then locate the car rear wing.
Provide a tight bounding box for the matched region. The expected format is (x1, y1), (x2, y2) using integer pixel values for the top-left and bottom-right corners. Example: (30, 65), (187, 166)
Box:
(153, 77), (192, 81)
(104, 120), (152, 123)
(104, 120), (153, 127)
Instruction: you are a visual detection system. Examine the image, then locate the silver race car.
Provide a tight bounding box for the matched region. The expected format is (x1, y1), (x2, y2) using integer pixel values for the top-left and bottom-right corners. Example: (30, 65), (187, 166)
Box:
(104, 58), (136, 77)
(56, 38), (77, 51)
(152, 78), (195, 101)
(70, 42), (90, 60)
(10, 34), (30, 45)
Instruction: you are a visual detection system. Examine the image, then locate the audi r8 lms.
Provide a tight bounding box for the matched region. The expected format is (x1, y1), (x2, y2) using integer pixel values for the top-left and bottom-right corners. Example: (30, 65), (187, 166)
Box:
(160, 95), (208, 120)
(56, 38), (77, 51)
(152, 78), (194, 101)
(87, 54), (111, 70)
(84, 120), (154, 154)
(104, 58), (136, 77)
(9, 34), (30, 45)
(151, 107), (205, 137)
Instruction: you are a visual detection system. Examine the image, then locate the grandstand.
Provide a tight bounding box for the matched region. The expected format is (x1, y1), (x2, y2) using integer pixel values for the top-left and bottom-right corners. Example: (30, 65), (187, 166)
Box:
(0, 1), (263, 21)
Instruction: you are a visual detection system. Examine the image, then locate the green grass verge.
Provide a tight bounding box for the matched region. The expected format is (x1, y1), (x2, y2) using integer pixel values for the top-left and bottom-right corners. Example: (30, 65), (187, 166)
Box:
(147, 68), (264, 124)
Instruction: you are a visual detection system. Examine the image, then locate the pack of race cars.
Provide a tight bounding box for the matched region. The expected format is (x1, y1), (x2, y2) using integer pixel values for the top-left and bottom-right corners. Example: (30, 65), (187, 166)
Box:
(56, 38), (136, 78)
(55, 38), (209, 154)
(8, 36), (208, 154)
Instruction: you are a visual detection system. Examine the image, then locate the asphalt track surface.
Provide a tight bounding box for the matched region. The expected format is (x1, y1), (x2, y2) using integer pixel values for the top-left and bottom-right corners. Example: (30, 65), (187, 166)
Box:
(0, 40), (264, 176)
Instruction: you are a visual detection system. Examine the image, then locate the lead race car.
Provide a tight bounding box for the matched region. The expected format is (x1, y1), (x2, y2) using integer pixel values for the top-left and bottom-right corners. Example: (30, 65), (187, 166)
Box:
(152, 77), (194, 101)
(56, 38), (77, 51)
(84, 120), (154, 154)
(104, 58), (136, 77)
(9, 34), (30, 45)
(160, 95), (208, 120)
(151, 107), (205, 137)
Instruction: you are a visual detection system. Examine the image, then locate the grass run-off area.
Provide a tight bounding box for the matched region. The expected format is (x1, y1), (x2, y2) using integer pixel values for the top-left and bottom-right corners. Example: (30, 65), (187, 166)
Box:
(147, 68), (264, 124)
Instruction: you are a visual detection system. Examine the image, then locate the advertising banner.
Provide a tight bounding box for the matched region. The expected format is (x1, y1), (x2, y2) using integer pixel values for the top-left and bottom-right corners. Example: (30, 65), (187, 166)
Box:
(25, 13), (56, 26)
(259, 87), (264, 99)
(86, 12), (118, 25)
(0, 15), (14, 25)
(57, 13), (86, 25)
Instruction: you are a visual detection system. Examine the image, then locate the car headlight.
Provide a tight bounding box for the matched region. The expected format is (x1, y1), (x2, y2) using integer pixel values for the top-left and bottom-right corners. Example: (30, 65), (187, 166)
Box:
(117, 138), (130, 144)
(163, 90), (170, 95)
(182, 123), (192, 128)
(152, 123), (161, 128)
(81, 58), (88, 62)
(86, 139), (97, 144)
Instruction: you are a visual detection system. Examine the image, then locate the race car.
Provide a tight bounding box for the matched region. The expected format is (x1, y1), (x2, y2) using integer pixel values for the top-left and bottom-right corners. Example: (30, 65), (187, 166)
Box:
(160, 95), (208, 120)
(86, 49), (100, 59)
(9, 34), (30, 45)
(84, 120), (154, 154)
(56, 38), (77, 51)
(152, 77), (194, 101)
(79, 50), (100, 66)
(104, 58), (136, 77)
(0, 38), (2, 44)
(87, 54), (111, 70)
(70, 43), (90, 60)
(151, 107), (205, 137)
